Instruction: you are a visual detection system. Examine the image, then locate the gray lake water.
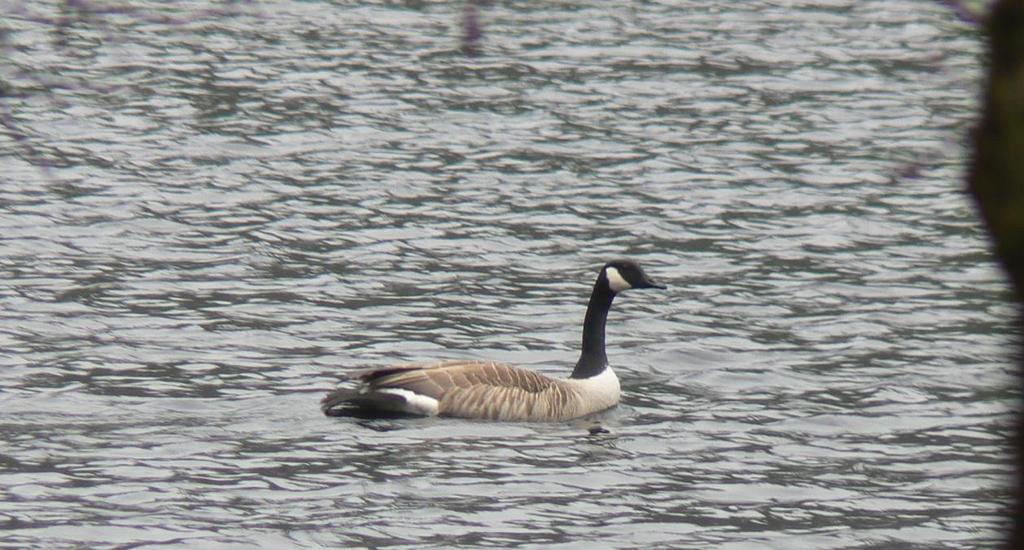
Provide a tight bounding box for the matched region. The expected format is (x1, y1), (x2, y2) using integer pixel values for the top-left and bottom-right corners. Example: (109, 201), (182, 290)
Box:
(0, 1), (1015, 548)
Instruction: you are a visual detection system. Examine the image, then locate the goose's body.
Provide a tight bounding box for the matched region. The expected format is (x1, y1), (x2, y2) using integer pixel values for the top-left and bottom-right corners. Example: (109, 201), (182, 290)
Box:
(321, 359), (621, 422)
(321, 260), (664, 422)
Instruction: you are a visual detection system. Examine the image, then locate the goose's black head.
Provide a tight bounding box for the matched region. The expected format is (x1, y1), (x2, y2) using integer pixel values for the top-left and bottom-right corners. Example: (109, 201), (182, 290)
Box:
(601, 259), (666, 293)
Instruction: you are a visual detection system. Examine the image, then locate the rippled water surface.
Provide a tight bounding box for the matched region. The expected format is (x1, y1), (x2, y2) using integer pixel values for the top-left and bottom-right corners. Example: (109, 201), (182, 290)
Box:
(1, 1), (1015, 548)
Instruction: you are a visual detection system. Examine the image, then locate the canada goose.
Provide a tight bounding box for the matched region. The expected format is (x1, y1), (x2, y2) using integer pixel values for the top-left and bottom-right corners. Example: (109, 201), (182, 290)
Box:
(321, 259), (665, 421)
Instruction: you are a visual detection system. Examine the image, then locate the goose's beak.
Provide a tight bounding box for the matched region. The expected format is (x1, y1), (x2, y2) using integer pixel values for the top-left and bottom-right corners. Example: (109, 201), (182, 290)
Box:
(638, 276), (666, 290)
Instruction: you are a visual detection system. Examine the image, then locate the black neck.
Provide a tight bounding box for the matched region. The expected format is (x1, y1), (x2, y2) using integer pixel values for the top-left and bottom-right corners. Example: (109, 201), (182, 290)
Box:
(571, 273), (616, 379)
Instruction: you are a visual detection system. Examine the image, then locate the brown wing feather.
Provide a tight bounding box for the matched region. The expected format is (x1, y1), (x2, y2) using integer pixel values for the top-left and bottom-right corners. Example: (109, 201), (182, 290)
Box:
(351, 363), (435, 382)
(438, 381), (585, 421)
(327, 360), (611, 421)
(366, 361), (555, 394)
(357, 360), (585, 420)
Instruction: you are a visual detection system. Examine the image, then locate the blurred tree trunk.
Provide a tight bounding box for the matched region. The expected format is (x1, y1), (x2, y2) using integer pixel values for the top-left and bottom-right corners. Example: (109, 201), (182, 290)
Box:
(967, 1), (1024, 546)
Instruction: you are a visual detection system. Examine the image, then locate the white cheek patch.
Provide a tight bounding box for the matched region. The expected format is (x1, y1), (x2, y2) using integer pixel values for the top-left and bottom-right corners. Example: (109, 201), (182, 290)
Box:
(605, 266), (632, 292)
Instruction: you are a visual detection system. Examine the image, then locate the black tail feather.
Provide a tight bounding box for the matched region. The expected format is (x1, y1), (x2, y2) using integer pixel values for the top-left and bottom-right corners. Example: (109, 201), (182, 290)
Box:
(320, 388), (360, 415)
(320, 387), (422, 418)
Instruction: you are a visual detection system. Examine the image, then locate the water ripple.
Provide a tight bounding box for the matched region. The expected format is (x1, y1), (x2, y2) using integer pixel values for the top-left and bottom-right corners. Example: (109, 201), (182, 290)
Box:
(0, 0), (1010, 548)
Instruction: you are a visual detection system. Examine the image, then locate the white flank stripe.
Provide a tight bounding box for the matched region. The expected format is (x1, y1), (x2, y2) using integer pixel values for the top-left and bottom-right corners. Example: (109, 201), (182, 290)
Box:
(605, 266), (632, 292)
(378, 388), (440, 416)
